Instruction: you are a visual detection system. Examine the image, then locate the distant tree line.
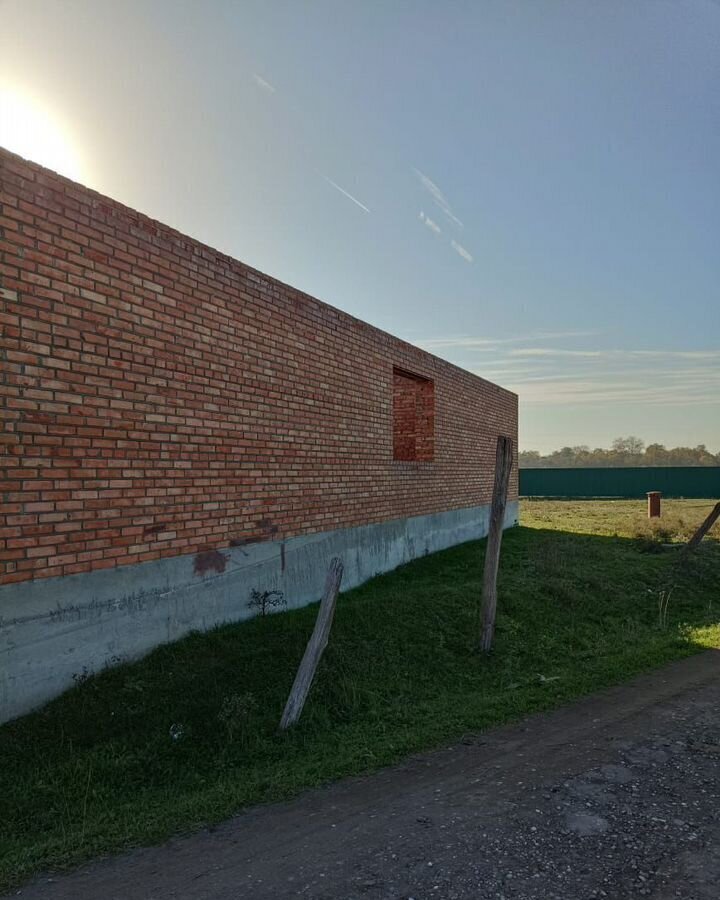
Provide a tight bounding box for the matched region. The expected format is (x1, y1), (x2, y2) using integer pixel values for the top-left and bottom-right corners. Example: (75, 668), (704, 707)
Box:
(520, 437), (720, 468)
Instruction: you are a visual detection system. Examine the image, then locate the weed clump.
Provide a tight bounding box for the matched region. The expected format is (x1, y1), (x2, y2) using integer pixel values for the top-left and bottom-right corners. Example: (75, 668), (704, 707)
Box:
(218, 692), (258, 743)
(248, 589), (286, 617)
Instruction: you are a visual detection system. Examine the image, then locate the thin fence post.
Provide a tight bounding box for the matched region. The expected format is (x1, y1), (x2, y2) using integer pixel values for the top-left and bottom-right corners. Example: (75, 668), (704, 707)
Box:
(478, 435), (514, 653)
(683, 501), (720, 556)
(279, 558), (344, 730)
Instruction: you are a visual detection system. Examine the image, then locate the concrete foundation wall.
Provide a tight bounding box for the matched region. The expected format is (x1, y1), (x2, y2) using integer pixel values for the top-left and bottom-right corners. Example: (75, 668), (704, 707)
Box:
(1, 501), (518, 723)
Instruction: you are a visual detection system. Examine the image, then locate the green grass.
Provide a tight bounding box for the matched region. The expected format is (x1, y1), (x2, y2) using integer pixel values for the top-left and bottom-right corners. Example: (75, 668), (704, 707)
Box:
(1, 500), (719, 889)
(522, 497), (720, 544)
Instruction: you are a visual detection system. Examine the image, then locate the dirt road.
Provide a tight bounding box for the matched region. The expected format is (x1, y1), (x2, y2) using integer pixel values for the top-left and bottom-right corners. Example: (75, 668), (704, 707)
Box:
(10, 651), (720, 899)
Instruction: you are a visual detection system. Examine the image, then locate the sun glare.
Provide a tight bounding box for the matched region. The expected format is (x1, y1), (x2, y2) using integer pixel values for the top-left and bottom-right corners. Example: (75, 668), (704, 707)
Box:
(0, 86), (84, 182)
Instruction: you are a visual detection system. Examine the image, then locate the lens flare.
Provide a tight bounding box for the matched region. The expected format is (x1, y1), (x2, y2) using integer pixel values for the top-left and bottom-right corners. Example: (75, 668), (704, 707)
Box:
(0, 86), (84, 182)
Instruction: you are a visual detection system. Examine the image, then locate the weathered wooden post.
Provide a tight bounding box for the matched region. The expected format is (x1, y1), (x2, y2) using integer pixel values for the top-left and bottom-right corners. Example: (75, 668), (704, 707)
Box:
(478, 435), (514, 653)
(279, 557), (344, 730)
(683, 501), (720, 555)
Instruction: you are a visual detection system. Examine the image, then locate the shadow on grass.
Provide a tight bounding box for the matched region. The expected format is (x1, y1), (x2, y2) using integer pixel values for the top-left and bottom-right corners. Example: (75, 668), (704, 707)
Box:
(1, 526), (719, 888)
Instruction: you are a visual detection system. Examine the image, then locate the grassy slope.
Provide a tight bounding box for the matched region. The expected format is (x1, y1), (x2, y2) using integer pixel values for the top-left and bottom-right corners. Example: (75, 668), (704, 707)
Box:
(1, 500), (719, 888)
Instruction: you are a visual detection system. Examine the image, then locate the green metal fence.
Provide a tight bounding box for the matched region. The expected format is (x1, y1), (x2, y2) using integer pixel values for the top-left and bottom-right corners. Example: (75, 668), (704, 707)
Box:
(519, 467), (720, 499)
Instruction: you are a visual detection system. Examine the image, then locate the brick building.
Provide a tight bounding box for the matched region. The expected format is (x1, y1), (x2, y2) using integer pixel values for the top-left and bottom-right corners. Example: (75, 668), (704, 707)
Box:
(0, 148), (518, 722)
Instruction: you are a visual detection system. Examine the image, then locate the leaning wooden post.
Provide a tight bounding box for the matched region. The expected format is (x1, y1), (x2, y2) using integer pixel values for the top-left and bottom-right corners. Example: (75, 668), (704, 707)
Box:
(682, 501), (720, 556)
(279, 557), (344, 730)
(478, 435), (514, 653)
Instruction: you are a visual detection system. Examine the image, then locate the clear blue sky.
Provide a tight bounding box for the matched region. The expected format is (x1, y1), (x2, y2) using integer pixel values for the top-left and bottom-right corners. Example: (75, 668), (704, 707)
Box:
(2, 0), (718, 452)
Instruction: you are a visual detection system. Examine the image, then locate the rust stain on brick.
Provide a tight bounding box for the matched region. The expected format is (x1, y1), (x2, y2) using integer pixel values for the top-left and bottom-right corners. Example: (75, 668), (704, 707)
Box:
(143, 523), (168, 536)
(256, 518), (279, 536)
(229, 533), (266, 547)
(193, 550), (229, 576)
(229, 520), (278, 548)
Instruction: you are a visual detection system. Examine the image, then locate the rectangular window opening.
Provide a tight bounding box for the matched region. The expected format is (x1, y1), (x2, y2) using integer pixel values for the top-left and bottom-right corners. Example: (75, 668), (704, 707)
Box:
(392, 367), (435, 462)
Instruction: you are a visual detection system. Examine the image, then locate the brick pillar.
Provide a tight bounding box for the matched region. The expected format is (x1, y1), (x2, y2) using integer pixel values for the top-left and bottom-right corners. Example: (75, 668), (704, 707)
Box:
(647, 491), (662, 518)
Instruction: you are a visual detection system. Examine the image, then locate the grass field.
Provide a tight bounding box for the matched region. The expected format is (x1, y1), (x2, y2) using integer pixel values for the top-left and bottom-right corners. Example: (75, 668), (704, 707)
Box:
(1, 500), (718, 888)
(522, 498), (720, 544)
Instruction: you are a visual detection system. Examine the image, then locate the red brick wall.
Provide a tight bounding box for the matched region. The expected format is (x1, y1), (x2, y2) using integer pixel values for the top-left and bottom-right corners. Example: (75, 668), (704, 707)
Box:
(0, 148), (518, 587)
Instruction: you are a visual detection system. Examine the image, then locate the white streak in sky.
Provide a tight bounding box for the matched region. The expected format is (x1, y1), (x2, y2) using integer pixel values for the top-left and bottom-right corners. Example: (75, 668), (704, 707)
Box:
(413, 168), (464, 229)
(321, 175), (370, 213)
(252, 74), (277, 94)
(420, 211), (441, 233)
(416, 331), (598, 350)
(451, 240), (473, 263)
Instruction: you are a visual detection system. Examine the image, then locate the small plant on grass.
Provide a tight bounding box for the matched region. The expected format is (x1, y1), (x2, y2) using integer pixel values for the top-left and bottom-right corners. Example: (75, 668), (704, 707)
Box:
(248, 589), (286, 617)
(656, 587), (673, 630)
(72, 666), (92, 687)
(650, 522), (676, 544)
(218, 692), (258, 742)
